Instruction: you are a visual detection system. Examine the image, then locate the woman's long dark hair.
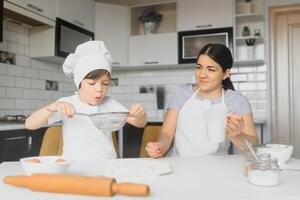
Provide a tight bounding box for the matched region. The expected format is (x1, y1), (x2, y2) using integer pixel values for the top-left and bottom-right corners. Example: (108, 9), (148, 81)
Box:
(197, 43), (234, 90)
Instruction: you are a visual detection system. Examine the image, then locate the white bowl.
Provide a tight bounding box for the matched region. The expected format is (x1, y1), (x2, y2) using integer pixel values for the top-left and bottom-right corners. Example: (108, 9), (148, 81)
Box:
(20, 156), (71, 176)
(257, 144), (294, 166)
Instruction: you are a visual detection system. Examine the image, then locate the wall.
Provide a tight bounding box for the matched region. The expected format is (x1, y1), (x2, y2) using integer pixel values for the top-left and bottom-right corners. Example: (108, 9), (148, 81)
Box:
(0, 19), (76, 116)
(110, 64), (268, 122)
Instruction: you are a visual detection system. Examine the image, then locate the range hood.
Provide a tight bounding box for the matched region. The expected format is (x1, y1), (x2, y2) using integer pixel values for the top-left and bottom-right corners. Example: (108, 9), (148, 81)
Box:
(3, 1), (54, 27)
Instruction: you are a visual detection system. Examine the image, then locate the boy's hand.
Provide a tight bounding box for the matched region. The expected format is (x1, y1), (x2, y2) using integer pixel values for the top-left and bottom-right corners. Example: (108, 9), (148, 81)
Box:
(48, 101), (76, 118)
(128, 103), (145, 118)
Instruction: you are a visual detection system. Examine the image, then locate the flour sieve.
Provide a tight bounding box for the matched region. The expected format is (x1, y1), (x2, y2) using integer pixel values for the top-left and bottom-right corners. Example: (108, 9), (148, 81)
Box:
(47, 108), (128, 132)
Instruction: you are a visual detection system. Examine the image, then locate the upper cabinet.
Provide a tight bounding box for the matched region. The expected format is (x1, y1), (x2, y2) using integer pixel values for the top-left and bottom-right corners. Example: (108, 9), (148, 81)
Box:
(129, 33), (177, 66)
(4, 0), (56, 26)
(129, 2), (177, 66)
(234, 0), (265, 65)
(57, 0), (95, 32)
(177, 0), (234, 31)
(95, 2), (129, 66)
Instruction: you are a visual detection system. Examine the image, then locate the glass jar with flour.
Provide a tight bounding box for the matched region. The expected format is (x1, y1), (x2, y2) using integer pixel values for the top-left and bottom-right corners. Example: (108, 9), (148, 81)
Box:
(248, 154), (280, 187)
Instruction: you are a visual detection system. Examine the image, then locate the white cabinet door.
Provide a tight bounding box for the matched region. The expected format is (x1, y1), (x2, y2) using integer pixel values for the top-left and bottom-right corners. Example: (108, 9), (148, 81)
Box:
(129, 33), (177, 66)
(177, 0), (233, 31)
(95, 2), (128, 66)
(7, 0), (56, 20)
(57, 0), (95, 32)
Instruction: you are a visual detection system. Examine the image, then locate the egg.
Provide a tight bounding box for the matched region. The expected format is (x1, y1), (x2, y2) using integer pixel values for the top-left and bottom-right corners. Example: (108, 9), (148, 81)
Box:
(26, 158), (41, 163)
(55, 159), (65, 163)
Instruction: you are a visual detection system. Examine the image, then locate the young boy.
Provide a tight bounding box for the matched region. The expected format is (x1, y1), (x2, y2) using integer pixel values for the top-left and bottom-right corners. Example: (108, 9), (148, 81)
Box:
(25, 41), (146, 159)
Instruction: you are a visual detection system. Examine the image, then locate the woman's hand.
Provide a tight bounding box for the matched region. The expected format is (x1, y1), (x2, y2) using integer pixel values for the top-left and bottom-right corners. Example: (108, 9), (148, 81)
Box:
(128, 103), (145, 118)
(48, 101), (76, 118)
(226, 113), (245, 138)
(146, 142), (164, 158)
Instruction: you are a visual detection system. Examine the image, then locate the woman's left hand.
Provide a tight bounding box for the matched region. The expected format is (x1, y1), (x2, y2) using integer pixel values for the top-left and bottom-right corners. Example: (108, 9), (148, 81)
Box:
(226, 113), (245, 138)
(128, 104), (145, 118)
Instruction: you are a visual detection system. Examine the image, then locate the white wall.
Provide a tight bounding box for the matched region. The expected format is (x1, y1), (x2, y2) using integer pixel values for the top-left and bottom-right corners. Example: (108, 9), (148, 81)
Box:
(0, 19), (76, 116)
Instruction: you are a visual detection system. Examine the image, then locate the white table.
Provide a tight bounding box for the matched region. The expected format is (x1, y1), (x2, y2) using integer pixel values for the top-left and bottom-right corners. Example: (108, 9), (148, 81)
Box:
(1, 155), (300, 200)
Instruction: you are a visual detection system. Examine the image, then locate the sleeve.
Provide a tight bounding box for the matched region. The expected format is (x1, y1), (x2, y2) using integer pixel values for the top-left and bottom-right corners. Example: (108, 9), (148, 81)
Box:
(167, 85), (186, 111)
(231, 92), (253, 115)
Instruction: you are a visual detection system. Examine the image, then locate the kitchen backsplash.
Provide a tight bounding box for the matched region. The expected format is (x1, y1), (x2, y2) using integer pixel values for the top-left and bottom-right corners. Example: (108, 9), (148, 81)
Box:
(110, 65), (267, 120)
(0, 18), (267, 121)
(0, 19), (76, 116)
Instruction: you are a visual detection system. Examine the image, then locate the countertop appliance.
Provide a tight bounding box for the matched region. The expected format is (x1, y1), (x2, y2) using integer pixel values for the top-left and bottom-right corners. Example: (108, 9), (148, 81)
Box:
(178, 27), (233, 64)
(55, 18), (94, 58)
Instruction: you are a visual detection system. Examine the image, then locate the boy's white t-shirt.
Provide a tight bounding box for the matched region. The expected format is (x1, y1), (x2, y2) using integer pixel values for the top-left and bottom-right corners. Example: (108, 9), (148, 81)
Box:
(48, 95), (128, 160)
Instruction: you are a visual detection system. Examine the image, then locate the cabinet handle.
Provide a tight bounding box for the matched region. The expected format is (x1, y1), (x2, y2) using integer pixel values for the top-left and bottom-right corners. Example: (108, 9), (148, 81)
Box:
(144, 61), (159, 64)
(5, 136), (27, 141)
(73, 20), (85, 27)
(112, 62), (120, 65)
(28, 136), (32, 151)
(196, 24), (212, 29)
(27, 4), (44, 13)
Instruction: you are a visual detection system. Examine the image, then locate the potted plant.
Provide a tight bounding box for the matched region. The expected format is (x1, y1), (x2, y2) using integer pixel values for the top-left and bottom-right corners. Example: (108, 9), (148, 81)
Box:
(138, 8), (162, 34)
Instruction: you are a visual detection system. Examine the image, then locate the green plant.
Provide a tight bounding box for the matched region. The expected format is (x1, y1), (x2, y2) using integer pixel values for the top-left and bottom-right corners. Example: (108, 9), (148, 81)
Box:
(138, 8), (162, 23)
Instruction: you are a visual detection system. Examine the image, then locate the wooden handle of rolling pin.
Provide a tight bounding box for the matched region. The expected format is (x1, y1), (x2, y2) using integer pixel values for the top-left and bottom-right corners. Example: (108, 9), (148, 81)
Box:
(3, 174), (150, 197)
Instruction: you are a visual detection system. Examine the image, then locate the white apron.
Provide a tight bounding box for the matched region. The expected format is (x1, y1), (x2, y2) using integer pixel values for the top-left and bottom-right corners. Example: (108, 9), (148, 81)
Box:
(170, 88), (229, 156)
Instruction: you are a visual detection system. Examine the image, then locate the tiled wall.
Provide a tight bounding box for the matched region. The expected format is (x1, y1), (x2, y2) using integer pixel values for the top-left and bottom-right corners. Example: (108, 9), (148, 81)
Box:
(0, 18), (267, 122)
(0, 19), (76, 116)
(110, 64), (268, 121)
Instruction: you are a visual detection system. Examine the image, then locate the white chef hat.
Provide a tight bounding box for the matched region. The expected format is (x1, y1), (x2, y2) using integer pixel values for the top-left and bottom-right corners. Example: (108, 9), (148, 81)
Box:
(62, 40), (112, 89)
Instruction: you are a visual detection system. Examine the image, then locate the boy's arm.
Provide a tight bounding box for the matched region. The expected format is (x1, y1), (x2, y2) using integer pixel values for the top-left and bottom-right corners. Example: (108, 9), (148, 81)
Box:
(25, 101), (75, 130)
(25, 102), (57, 130)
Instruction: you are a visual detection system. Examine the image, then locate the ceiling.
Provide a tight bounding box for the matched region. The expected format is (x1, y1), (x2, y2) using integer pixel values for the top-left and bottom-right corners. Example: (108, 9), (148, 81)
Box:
(94, 0), (173, 6)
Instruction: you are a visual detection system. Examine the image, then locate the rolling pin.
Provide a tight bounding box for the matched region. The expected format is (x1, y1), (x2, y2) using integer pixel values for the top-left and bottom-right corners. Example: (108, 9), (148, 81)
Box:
(3, 173), (150, 197)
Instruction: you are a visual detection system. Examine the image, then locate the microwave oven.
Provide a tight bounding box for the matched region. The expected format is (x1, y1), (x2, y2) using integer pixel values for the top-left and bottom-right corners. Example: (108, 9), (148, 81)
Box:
(55, 18), (94, 58)
(178, 27), (233, 64)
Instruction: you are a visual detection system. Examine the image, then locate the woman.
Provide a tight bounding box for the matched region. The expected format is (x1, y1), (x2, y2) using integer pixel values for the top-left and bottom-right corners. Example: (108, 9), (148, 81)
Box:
(146, 43), (258, 158)
(26, 41), (146, 160)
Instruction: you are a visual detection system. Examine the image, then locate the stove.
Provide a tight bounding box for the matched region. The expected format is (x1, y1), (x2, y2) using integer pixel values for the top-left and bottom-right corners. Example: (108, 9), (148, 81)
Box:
(0, 115), (26, 123)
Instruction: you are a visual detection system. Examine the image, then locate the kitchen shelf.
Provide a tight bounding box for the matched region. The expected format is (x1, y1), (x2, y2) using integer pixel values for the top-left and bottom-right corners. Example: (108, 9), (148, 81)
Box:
(130, 2), (176, 36)
(236, 13), (264, 19)
(234, 0), (265, 62)
(112, 63), (195, 72)
(233, 59), (264, 66)
(235, 36), (263, 40)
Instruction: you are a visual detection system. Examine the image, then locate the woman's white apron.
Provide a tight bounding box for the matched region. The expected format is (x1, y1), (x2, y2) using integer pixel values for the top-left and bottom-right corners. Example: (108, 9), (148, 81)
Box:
(170, 88), (228, 156)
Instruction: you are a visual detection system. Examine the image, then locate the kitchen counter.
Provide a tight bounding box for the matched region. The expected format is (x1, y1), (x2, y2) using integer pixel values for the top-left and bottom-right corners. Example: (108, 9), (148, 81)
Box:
(1, 155), (300, 199)
(0, 122), (62, 131)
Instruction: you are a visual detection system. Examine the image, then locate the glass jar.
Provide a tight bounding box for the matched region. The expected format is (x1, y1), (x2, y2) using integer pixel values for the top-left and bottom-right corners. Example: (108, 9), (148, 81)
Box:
(248, 154), (280, 186)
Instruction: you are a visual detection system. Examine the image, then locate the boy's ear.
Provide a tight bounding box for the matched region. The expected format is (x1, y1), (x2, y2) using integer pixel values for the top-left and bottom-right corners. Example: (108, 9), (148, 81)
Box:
(223, 69), (231, 80)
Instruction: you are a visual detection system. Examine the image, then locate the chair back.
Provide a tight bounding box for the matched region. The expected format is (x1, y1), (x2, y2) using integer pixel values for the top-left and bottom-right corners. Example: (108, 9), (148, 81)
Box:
(139, 125), (162, 157)
(39, 126), (63, 156)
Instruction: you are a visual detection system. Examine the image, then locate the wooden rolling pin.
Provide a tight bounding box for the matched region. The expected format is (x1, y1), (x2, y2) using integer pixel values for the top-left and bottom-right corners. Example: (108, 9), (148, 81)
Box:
(3, 173), (150, 197)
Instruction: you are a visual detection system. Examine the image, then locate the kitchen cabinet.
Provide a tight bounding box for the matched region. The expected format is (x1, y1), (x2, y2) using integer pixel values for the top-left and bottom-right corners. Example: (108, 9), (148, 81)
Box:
(0, 128), (46, 163)
(122, 123), (144, 158)
(27, 128), (47, 157)
(129, 33), (177, 66)
(5, 0), (56, 20)
(57, 0), (95, 32)
(177, 0), (234, 31)
(95, 2), (129, 66)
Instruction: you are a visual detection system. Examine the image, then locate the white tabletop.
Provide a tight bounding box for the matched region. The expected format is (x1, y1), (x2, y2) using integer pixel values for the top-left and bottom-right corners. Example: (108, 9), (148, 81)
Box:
(1, 155), (300, 200)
